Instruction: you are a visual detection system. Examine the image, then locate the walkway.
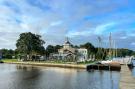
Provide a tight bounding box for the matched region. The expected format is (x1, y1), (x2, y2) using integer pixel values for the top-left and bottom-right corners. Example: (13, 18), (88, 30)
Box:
(119, 65), (135, 89)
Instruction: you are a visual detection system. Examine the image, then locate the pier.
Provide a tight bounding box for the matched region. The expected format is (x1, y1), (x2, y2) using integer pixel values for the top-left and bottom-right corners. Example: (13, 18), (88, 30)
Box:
(86, 62), (121, 71)
(119, 65), (135, 89)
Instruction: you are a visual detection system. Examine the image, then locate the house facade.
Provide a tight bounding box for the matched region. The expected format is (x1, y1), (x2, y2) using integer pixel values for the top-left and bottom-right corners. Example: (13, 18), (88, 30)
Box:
(50, 37), (88, 62)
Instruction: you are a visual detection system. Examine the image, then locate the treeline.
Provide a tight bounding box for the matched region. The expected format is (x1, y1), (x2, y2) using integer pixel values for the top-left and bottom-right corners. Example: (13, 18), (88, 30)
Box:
(117, 48), (135, 57)
(0, 43), (135, 59)
(45, 42), (135, 58)
(0, 49), (17, 59)
(0, 32), (135, 59)
(0, 44), (135, 60)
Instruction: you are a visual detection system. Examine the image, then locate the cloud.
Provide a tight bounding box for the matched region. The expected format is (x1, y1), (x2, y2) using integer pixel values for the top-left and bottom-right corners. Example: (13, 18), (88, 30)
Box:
(50, 21), (63, 26)
(67, 30), (92, 37)
(0, 0), (135, 51)
(94, 22), (116, 34)
(120, 36), (127, 39)
(131, 42), (135, 46)
(67, 22), (116, 37)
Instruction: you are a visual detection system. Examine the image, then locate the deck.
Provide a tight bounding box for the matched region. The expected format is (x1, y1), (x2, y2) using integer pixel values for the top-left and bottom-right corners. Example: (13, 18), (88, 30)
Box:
(119, 65), (135, 89)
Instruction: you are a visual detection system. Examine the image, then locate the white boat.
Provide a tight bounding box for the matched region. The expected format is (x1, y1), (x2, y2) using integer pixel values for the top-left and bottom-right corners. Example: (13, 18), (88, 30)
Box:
(100, 60), (113, 64)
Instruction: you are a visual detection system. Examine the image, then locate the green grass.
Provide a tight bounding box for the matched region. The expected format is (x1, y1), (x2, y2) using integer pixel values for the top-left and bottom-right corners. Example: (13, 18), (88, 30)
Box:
(1, 59), (96, 65)
(77, 61), (96, 65)
(2, 59), (18, 62)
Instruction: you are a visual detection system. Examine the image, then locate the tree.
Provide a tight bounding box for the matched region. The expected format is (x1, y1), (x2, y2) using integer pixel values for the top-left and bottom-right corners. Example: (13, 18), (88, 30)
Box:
(16, 32), (45, 60)
(117, 48), (134, 57)
(0, 49), (15, 59)
(80, 42), (96, 58)
(45, 45), (62, 57)
(46, 45), (55, 57)
(54, 45), (62, 52)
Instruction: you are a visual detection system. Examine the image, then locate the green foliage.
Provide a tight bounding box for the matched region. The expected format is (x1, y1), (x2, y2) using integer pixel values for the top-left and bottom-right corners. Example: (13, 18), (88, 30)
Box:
(16, 32), (45, 60)
(1, 32), (135, 61)
(46, 45), (62, 56)
(77, 60), (95, 64)
(0, 49), (14, 59)
(95, 48), (105, 60)
(117, 48), (134, 57)
(2, 59), (18, 62)
(80, 42), (96, 57)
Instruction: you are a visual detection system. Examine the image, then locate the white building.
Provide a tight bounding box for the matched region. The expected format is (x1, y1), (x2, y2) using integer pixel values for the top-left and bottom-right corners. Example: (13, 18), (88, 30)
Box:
(77, 48), (88, 62)
(51, 37), (88, 62)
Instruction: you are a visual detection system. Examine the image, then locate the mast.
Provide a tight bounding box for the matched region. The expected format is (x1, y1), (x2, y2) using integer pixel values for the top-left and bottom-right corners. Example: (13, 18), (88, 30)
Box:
(115, 43), (118, 58)
(113, 40), (116, 58)
(97, 36), (103, 60)
(109, 32), (113, 60)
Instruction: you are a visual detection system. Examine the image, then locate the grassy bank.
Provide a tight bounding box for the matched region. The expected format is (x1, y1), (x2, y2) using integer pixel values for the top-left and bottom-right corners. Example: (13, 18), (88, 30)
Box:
(2, 59), (95, 65)
(2, 59), (89, 69)
(2, 59), (18, 62)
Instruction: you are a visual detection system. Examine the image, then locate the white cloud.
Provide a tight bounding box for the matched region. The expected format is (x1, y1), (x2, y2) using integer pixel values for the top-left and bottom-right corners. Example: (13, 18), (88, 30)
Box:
(67, 30), (92, 37)
(0, 0), (134, 51)
(131, 42), (135, 46)
(50, 21), (63, 26)
(67, 22), (116, 37)
(120, 36), (127, 39)
(94, 22), (116, 34)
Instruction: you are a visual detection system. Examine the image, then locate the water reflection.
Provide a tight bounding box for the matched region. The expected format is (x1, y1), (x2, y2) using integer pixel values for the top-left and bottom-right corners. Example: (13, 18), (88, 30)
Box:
(0, 64), (120, 89)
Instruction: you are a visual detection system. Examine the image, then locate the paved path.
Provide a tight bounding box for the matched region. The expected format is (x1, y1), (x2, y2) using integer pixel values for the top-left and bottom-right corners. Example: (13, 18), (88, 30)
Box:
(120, 65), (135, 89)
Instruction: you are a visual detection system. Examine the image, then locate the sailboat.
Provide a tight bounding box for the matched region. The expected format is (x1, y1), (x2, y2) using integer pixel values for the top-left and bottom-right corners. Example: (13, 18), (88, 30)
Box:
(100, 33), (118, 64)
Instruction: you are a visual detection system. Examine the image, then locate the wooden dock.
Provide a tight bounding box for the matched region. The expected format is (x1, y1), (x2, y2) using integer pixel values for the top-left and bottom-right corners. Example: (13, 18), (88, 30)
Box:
(87, 62), (121, 71)
(113, 57), (133, 65)
(119, 65), (135, 89)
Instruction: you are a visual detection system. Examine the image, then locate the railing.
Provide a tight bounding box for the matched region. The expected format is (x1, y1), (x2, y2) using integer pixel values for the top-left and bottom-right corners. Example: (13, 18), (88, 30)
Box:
(113, 57), (133, 65)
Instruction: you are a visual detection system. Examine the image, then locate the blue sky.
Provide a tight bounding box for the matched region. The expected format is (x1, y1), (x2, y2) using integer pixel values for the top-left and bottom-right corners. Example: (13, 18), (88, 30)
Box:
(0, 0), (135, 50)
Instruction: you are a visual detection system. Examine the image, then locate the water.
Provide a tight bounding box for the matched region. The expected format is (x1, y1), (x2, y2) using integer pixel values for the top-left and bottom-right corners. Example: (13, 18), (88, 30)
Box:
(131, 60), (135, 77)
(0, 64), (120, 89)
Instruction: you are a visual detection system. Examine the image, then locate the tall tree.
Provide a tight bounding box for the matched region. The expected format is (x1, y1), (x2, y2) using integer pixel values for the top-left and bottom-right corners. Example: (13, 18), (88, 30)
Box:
(54, 45), (62, 52)
(45, 45), (62, 57)
(46, 45), (55, 57)
(80, 42), (96, 57)
(16, 32), (45, 60)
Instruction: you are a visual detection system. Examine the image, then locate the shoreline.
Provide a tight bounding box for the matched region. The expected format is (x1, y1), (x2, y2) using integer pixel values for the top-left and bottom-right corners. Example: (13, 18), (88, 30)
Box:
(3, 61), (87, 69)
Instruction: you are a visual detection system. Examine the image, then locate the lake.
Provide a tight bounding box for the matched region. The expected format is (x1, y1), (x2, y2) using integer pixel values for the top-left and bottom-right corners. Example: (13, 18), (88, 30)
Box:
(131, 60), (135, 77)
(0, 64), (120, 89)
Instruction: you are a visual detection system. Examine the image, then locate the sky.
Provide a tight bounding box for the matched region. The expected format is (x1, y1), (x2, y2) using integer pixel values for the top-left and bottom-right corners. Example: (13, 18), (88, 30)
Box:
(0, 0), (135, 50)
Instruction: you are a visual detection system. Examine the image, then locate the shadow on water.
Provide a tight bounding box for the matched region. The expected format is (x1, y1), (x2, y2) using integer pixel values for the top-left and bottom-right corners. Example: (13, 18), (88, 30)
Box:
(12, 65), (44, 89)
(0, 64), (120, 89)
(16, 65), (41, 80)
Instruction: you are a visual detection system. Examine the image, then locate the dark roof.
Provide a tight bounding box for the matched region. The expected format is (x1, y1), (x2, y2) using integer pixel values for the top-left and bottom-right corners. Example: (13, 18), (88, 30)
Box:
(65, 41), (71, 44)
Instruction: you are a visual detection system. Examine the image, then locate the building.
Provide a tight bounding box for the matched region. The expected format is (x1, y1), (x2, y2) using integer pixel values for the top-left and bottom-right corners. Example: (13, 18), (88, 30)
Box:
(50, 37), (88, 62)
(77, 48), (88, 62)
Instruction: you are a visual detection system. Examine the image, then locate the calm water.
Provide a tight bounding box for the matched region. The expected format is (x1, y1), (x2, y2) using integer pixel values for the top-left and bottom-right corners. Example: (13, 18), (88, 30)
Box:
(131, 60), (135, 77)
(0, 64), (120, 89)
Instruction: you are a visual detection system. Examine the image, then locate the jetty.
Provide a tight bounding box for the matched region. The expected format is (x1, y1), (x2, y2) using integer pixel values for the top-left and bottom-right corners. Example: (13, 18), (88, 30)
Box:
(86, 62), (121, 71)
(119, 65), (135, 89)
(113, 57), (133, 65)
